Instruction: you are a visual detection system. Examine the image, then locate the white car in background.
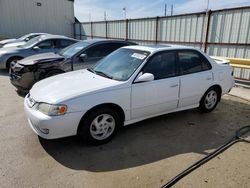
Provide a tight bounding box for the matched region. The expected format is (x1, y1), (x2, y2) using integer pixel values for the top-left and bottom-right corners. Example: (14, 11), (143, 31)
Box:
(0, 33), (47, 48)
(24, 45), (234, 145)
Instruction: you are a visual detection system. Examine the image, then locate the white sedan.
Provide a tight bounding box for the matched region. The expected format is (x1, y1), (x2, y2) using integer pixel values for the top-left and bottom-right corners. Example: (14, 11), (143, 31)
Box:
(24, 45), (234, 144)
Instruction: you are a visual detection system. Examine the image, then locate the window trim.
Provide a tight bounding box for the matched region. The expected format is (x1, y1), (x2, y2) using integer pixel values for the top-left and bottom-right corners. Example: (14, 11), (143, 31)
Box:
(177, 49), (212, 76)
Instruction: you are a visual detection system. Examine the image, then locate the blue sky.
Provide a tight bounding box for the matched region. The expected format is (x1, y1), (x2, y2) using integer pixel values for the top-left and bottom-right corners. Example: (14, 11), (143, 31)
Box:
(74, 0), (250, 22)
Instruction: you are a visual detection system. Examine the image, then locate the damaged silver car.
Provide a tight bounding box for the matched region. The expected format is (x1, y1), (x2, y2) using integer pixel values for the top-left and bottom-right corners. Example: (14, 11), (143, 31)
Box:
(10, 39), (136, 93)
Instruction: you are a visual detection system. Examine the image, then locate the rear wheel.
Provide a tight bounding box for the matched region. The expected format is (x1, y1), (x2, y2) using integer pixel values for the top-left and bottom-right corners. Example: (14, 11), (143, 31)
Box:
(199, 87), (220, 113)
(78, 107), (121, 145)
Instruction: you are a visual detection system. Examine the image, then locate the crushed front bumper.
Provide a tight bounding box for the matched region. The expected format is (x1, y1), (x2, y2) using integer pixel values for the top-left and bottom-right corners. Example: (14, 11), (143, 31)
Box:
(10, 63), (34, 92)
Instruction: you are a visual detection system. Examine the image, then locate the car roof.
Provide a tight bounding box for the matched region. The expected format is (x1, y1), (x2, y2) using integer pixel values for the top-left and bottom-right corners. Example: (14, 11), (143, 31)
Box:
(37, 34), (75, 40)
(82, 39), (135, 45)
(123, 44), (198, 53)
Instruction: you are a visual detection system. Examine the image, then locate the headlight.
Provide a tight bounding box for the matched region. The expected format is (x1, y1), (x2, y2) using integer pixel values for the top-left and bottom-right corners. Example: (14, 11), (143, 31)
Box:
(37, 103), (67, 116)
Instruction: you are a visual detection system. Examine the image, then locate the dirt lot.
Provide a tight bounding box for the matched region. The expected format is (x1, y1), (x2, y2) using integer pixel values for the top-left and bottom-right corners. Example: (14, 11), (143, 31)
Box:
(0, 70), (249, 188)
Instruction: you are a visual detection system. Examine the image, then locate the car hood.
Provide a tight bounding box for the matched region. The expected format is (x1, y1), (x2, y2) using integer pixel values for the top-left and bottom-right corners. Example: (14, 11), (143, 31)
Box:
(3, 41), (26, 48)
(30, 69), (123, 103)
(18, 52), (65, 66)
(0, 39), (16, 45)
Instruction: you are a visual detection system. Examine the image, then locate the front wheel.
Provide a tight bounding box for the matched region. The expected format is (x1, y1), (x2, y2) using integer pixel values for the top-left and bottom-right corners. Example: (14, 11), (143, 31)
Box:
(78, 108), (121, 145)
(199, 88), (220, 113)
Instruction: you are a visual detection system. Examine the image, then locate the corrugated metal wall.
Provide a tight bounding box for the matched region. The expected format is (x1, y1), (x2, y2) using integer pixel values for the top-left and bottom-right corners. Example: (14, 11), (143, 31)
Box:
(0, 0), (75, 38)
(75, 6), (250, 59)
(207, 8), (250, 58)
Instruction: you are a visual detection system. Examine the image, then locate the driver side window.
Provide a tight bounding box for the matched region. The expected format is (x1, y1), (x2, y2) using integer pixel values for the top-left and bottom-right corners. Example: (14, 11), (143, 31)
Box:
(142, 51), (177, 80)
(37, 40), (54, 49)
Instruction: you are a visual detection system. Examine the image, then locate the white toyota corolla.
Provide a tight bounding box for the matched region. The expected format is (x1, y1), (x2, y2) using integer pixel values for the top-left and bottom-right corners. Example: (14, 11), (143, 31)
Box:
(24, 45), (234, 144)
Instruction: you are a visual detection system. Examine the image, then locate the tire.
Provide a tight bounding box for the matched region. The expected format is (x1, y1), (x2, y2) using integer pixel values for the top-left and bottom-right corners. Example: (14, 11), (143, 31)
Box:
(199, 87), (220, 113)
(6, 57), (23, 69)
(78, 107), (121, 145)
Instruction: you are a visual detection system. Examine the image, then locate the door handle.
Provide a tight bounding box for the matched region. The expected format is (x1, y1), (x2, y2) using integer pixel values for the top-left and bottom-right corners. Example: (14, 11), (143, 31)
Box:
(170, 84), (179, 88)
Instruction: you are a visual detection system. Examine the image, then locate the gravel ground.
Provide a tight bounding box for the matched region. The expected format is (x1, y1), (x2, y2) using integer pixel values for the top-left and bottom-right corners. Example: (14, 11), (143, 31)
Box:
(0, 70), (249, 188)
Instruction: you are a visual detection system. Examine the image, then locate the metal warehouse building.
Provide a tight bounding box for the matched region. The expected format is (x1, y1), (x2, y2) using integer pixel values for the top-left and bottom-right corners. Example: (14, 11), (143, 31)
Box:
(0, 0), (75, 38)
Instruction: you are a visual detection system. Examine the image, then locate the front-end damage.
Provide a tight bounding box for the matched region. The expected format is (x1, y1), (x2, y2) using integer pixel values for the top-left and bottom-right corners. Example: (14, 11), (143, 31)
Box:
(10, 57), (66, 93)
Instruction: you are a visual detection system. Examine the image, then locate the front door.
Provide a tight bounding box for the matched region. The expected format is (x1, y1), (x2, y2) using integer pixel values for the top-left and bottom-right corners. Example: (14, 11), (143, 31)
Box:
(131, 51), (180, 119)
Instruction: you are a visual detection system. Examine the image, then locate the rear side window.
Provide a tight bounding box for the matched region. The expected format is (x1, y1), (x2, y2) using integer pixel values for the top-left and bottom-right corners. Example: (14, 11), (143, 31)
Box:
(142, 51), (177, 80)
(60, 39), (75, 48)
(85, 42), (129, 58)
(178, 50), (211, 75)
(37, 40), (54, 49)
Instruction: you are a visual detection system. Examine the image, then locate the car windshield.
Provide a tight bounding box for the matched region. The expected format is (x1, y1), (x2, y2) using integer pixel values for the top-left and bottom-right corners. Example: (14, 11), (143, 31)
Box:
(18, 34), (32, 41)
(20, 36), (43, 48)
(90, 48), (150, 81)
(58, 41), (89, 58)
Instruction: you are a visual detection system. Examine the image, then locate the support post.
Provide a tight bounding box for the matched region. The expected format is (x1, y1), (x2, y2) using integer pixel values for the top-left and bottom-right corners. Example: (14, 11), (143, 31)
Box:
(106, 21), (108, 39)
(90, 22), (93, 39)
(79, 23), (82, 40)
(204, 10), (212, 53)
(155, 16), (159, 44)
(125, 19), (128, 40)
(73, 23), (76, 39)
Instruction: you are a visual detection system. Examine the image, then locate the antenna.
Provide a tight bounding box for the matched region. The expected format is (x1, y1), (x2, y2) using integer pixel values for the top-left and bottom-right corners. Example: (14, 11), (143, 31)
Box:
(123, 7), (126, 19)
(171, 4), (173, 16)
(104, 11), (107, 21)
(164, 4), (167, 16)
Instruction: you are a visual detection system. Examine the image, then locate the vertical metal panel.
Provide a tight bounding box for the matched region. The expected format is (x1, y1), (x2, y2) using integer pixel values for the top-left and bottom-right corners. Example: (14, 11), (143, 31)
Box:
(107, 21), (126, 39)
(81, 23), (92, 36)
(128, 18), (156, 41)
(0, 0), (74, 38)
(158, 14), (205, 48)
(207, 7), (250, 58)
(92, 22), (106, 37)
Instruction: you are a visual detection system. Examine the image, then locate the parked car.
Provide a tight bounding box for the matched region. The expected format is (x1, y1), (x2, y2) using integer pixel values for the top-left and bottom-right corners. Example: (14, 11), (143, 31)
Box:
(0, 34), (78, 70)
(0, 33), (47, 48)
(24, 45), (234, 145)
(10, 39), (136, 93)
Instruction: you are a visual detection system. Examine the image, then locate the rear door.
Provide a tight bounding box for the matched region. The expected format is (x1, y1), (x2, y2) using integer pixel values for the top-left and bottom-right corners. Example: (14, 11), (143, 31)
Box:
(178, 50), (213, 108)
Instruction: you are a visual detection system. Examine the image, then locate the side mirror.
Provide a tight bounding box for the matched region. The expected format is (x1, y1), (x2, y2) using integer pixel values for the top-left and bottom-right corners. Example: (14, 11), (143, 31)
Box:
(134, 73), (154, 83)
(79, 53), (87, 62)
(33, 46), (40, 51)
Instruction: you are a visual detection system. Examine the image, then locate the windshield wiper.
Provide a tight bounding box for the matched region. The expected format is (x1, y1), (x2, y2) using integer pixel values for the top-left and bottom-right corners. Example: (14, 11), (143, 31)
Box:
(87, 68), (96, 74)
(87, 68), (113, 79)
(95, 70), (113, 79)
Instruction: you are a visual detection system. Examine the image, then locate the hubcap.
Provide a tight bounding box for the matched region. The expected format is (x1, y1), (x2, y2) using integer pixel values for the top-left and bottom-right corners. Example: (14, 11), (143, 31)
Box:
(204, 90), (217, 110)
(90, 114), (115, 140)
